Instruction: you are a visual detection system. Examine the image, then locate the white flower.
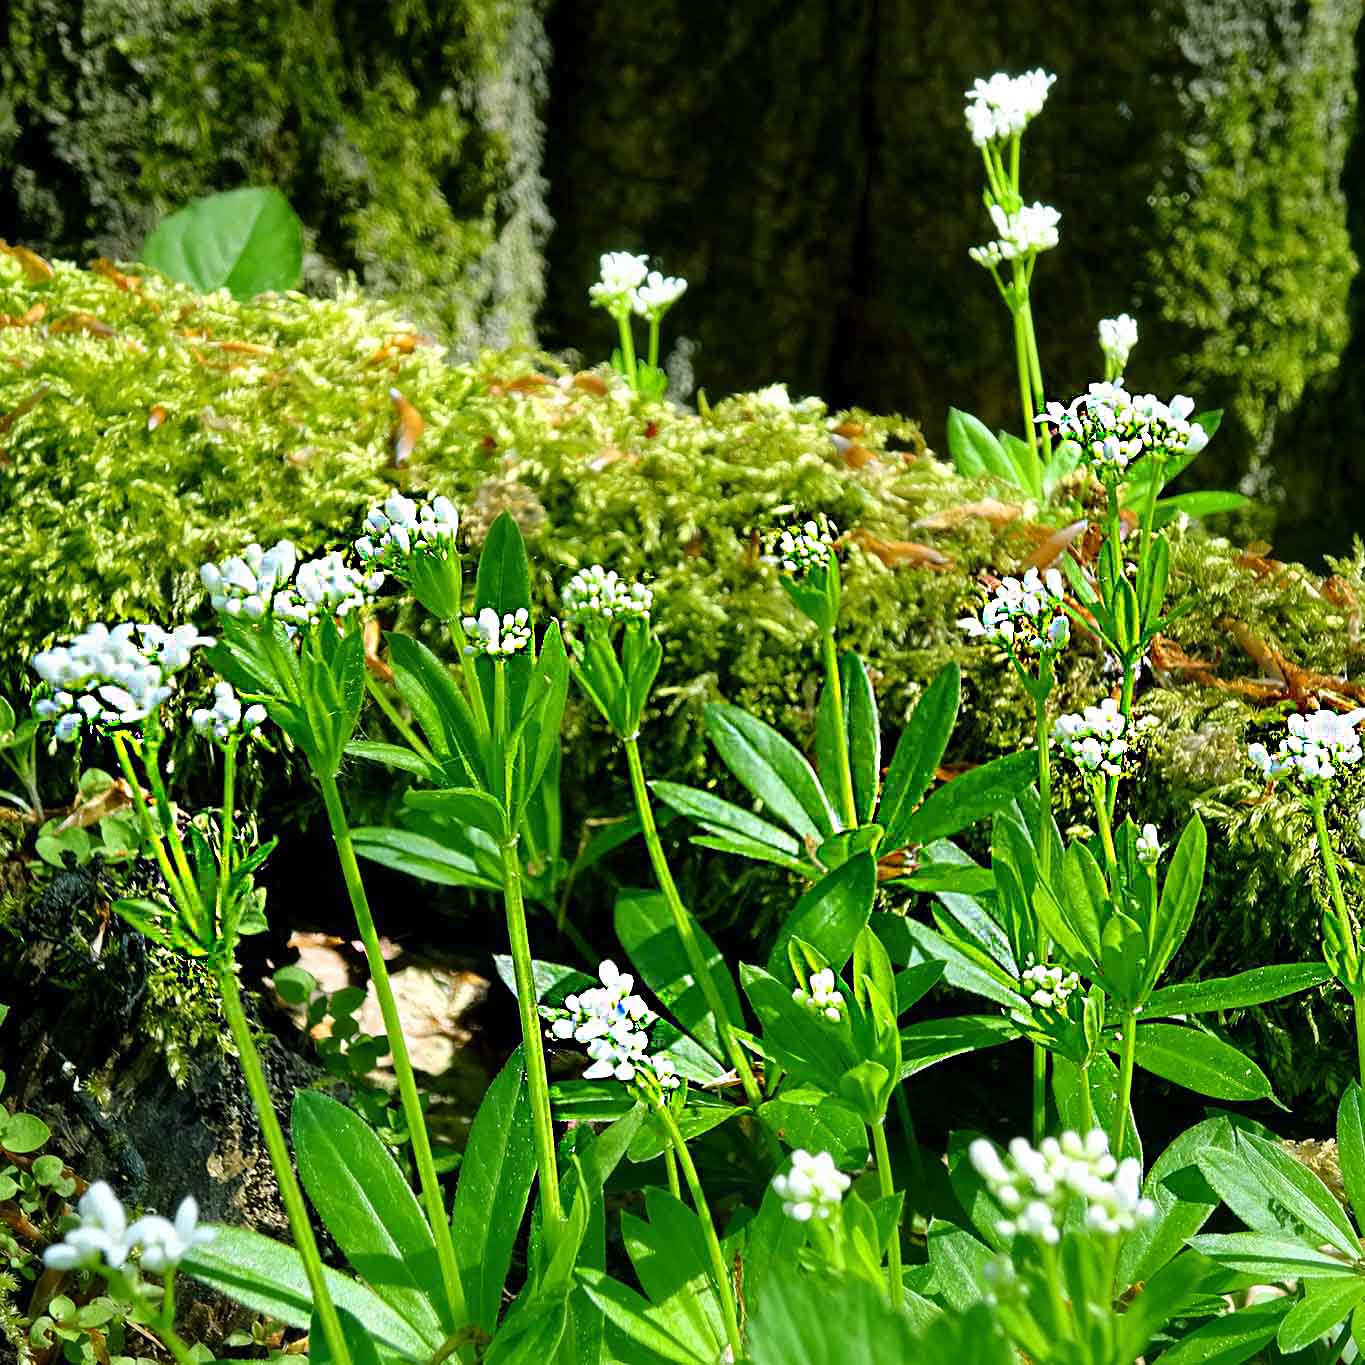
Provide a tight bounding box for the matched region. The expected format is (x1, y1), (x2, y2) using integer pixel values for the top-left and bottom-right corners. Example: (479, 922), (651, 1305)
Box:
(561, 565), (653, 626)
(964, 70), (1056, 145)
(1038, 381), (1209, 472)
(1053, 698), (1128, 778)
(1098, 314), (1139, 375)
(191, 682), (266, 743)
(958, 568), (1068, 658)
(1249, 709), (1364, 785)
(631, 271), (687, 320)
(462, 607), (531, 658)
(772, 1149), (851, 1223)
(355, 493), (460, 575)
(794, 968), (845, 1022)
(32, 622), (212, 740)
(751, 383), (793, 412)
(1136, 823), (1162, 865)
(127, 1195), (216, 1273)
(276, 553), (374, 624)
(43, 1182), (133, 1271)
(760, 516), (837, 578)
(200, 541), (298, 620)
(1020, 963), (1080, 1011)
(589, 252), (650, 315)
(970, 1129), (1155, 1243)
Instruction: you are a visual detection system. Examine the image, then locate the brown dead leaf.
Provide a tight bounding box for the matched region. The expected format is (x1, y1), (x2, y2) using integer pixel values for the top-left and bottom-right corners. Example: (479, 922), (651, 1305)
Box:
(147, 404), (167, 431)
(915, 498), (1025, 531)
(848, 529), (953, 570)
(839, 440), (877, 470)
(388, 387), (424, 468)
(0, 241), (54, 282)
(1021, 518), (1090, 570)
(0, 302), (45, 328)
(363, 617), (393, 685)
(89, 258), (139, 292)
(0, 384), (51, 438)
(50, 311), (116, 339)
(572, 371), (609, 397)
(1150, 635), (1222, 682)
(832, 421), (866, 440)
(203, 339), (274, 358)
(56, 779), (133, 833)
(587, 447), (637, 472)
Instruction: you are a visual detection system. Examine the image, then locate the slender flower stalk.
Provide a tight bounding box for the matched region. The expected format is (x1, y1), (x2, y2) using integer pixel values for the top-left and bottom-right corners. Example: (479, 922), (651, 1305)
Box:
(821, 629), (857, 828)
(870, 1119), (904, 1297)
(1111, 1010), (1139, 1159)
(316, 772), (469, 1323)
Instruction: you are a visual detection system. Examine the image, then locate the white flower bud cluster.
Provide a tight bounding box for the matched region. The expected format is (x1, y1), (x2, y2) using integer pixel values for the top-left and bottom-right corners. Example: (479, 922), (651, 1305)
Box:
(274, 553), (377, 627)
(771, 1149), (852, 1223)
(191, 681), (267, 743)
(1249, 709), (1364, 785)
(1136, 822), (1163, 864)
(561, 565), (653, 626)
(200, 541), (299, 620)
(969, 202), (1061, 270)
(462, 606), (531, 658)
(793, 967), (845, 1022)
(632, 271), (688, 320)
(957, 567), (1070, 656)
(33, 622), (213, 741)
(544, 960), (679, 1090)
(355, 493), (460, 573)
(1020, 963), (1080, 1010)
(43, 1181), (215, 1273)
(969, 1129), (1155, 1243)
(1038, 383), (1208, 472)
(1054, 698), (1127, 778)
(761, 517), (837, 578)
(1098, 314), (1139, 375)
(964, 70), (1056, 146)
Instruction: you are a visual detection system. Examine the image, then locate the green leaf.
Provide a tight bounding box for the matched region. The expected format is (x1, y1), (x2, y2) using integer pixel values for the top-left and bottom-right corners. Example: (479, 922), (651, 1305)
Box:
(623, 1191), (723, 1357)
(485, 1297), (569, 1364)
(879, 664), (960, 850)
(405, 787), (508, 841)
(890, 919), (1023, 1010)
(704, 703), (836, 840)
(308, 1307), (382, 1365)
(1145, 962), (1331, 1018)
(1277, 1277), (1365, 1354)
(140, 187), (303, 298)
(272, 965), (316, 1006)
(757, 1097), (869, 1168)
(352, 827), (500, 891)
(900, 1015), (1019, 1077)
(385, 632), (485, 788)
(344, 740), (443, 781)
(291, 1092), (447, 1341)
(1154, 1296), (1290, 1364)
(1229, 1131), (1361, 1259)
(475, 512), (532, 617)
(576, 1269), (711, 1364)
(842, 653), (880, 824)
(1153, 490), (1249, 529)
(1148, 814), (1207, 987)
(184, 1227), (436, 1357)
(1340, 1084), (1365, 1222)
(2, 1112), (50, 1153)
(895, 751), (1035, 848)
(768, 854), (876, 979)
(614, 888), (744, 1063)
(1186, 1231), (1355, 1281)
(747, 1268), (918, 1363)
(1129, 1022), (1275, 1102)
(650, 782), (807, 861)
(946, 408), (1019, 488)
(451, 1050), (536, 1335)
(997, 430), (1044, 499)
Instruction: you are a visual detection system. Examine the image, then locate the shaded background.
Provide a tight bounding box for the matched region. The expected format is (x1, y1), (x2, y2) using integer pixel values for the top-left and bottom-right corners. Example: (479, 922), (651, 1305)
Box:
(1, 0), (1361, 562)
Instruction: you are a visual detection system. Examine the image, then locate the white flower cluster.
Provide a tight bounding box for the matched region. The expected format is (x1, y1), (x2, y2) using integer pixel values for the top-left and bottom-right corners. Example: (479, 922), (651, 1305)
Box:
(279, 553), (377, 626)
(588, 253), (688, 321)
(33, 623), (213, 741)
(761, 517), (837, 578)
(1099, 314), (1139, 375)
(355, 493), (460, 573)
(964, 70), (1056, 146)
(1054, 698), (1127, 778)
(545, 960), (679, 1090)
(561, 565), (653, 627)
(1038, 383), (1208, 472)
(200, 541), (299, 620)
(969, 202), (1061, 269)
(43, 1181), (215, 1273)
(1136, 822), (1163, 864)
(1249, 709), (1365, 785)
(969, 1129), (1156, 1242)
(462, 607), (531, 658)
(793, 967), (845, 1023)
(191, 681), (266, 743)
(1020, 963), (1079, 1010)
(771, 1149), (852, 1223)
(957, 567), (1069, 656)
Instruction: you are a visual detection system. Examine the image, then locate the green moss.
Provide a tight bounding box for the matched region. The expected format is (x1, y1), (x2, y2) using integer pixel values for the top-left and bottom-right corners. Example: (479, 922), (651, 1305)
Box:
(0, 260), (1362, 1115)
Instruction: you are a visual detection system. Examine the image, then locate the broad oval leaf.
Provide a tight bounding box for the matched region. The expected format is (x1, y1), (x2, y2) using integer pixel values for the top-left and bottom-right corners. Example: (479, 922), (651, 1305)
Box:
(291, 1092), (448, 1341)
(140, 187), (303, 299)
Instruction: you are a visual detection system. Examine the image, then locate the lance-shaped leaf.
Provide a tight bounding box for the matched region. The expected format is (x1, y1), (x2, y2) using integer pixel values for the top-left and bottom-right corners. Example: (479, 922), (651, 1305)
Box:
(1146, 813), (1207, 989)
(891, 751), (1035, 850)
(878, 665), (960, 849)
(1144, 962), (1331, 1018)
(1128, 1023), (1276, 1102)
(768, 854), (876, 979)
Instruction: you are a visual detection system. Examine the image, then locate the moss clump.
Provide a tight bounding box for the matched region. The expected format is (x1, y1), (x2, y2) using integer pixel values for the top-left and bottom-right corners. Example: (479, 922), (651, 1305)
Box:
(0, 259), (1362, 1116)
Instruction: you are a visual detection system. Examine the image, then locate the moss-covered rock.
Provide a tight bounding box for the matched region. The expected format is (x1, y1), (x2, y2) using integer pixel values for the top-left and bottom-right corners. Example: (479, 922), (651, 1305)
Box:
(0, 0), (551, 348)
(0, 259), (1361, 1117)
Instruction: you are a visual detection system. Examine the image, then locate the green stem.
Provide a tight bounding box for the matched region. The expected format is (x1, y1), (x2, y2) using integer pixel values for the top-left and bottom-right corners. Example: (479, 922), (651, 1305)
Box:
(1111, 1010), (1138, 1158)
(663, 1143), (681, 1200)
(1012, 307), (1039, 458)
(215, 739), (238, 943)
(110, 733), (189, 910)
(658, 1104), (743, 1361)
(1092, 776), (1121, 893)
(1032, 1044), (1048, 1147)
(647, 317), (661, 372)
(365, 673), (436, 764)
(623, 736), (763, 1109)
(820, 630), (857, 828)
(1079, 1062), (1096, 1132)
(447, 618), (491, 742)
(317, 773), (468, 1327)
(499, 837), (565, 1229)
(1035, 691), (1053, 882)
(870, 1119), (903, 1299)
(218, 970), (353, 1365)
(138, 733), (201, 916)
(616, 311), (638, 391)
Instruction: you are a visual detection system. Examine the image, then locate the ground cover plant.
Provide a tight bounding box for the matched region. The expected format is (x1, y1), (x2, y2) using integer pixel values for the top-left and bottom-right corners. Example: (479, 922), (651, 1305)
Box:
(1, 64), (1364, 1365)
